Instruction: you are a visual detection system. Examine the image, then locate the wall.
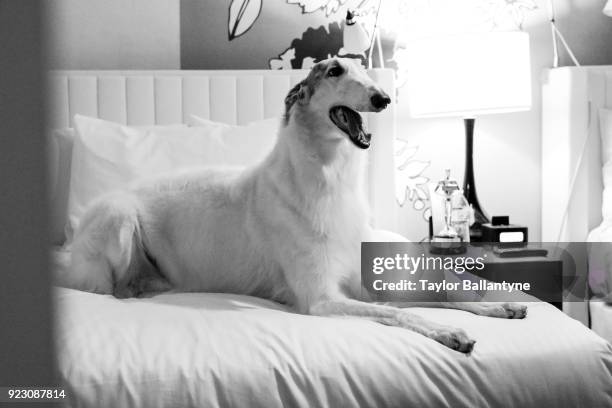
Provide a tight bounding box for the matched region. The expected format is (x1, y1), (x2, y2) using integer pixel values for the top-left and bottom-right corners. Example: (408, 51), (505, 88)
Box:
(45, 0), (180, 69)
(180, 0), (612, 241)
(0, 2), (55, 387)
(395, 1), (612, 241)
(555, 0), (612, 66)
(45, 0), (612, 240)
(181, 1), (342, 69)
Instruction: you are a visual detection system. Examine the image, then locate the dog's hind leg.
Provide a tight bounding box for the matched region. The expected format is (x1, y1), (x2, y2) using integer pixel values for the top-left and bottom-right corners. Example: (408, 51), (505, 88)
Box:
(378, 272), (527, 319)
(56, 194), (144, 296)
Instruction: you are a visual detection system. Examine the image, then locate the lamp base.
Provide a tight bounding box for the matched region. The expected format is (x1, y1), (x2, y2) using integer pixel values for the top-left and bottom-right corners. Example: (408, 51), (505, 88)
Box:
(462, 118), (489, 242)
(468, 208), (489, 242)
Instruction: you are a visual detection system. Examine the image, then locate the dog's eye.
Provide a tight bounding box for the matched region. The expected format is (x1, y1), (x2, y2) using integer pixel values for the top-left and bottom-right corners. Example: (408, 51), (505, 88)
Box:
(327, 66), (344, 77)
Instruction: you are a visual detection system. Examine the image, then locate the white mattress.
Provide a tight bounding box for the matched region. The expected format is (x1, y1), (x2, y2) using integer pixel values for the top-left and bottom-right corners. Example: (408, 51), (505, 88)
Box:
(55, 288), (612, 408)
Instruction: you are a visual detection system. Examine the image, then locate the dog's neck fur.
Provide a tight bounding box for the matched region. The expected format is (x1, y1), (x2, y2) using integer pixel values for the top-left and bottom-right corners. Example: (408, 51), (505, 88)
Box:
(284, 106), (363, 183)
(259, 105), (367, 214)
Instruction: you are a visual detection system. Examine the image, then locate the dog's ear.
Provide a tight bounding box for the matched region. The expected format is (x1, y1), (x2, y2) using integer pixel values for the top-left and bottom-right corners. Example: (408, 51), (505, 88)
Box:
(283, 80), (311, 124)
(283, 63), (326, 124)
(285, 80), (310, 108)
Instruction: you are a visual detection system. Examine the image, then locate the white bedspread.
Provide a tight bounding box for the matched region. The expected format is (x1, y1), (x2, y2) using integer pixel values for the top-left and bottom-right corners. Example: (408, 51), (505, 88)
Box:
(54, 288), (612, 408)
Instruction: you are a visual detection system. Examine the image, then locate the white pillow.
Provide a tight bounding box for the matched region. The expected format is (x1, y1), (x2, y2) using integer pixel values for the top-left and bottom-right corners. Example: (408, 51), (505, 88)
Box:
(68, 116), (213, 239)
(67, 115), (279, 240)
(600, 108), (612, 219)
(188, 114), (279, 167)
(52, 124), (186, 244)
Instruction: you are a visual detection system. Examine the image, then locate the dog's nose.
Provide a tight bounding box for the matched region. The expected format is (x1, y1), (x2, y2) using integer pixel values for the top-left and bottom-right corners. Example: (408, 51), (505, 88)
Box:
(371, 92), (391, 110)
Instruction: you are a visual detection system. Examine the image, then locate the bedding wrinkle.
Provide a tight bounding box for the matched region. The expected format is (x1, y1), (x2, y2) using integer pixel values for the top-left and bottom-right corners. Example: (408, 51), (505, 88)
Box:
(337, 365), (371, 408)
(211, 373), (236, 408)
(273, 368), (309, 408)
(55, 287), (612, 408)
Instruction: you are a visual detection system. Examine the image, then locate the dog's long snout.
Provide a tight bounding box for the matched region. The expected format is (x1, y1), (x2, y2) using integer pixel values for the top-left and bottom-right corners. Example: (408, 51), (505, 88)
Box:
(370, 92), (391, 110)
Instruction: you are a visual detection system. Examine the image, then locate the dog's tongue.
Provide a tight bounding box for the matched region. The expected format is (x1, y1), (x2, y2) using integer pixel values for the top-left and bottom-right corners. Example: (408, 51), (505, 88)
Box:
(329, 106), (371, 149)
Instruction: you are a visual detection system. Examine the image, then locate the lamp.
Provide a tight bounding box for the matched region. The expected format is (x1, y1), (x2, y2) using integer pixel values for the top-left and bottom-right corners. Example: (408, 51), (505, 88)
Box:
(605, 0), (612, 16)
(341, 10), (371, 57)
(341, 1), (384, 68)
(404, 31), (532, 241)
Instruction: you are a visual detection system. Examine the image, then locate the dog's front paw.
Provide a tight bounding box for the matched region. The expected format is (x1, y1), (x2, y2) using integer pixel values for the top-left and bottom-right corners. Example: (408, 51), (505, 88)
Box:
(478, 302), (528, 319)
(429, 326), (476, 354)
(502, 302), (527, 319)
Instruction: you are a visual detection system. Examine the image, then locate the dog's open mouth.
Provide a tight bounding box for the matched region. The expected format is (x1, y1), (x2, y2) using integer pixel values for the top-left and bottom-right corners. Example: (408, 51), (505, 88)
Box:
(329, 106), (372, 149)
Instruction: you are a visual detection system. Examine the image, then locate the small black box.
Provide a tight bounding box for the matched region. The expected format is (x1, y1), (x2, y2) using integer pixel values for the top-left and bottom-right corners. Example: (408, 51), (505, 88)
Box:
(491, 215), (509, 226)
(481, 220), (528, 243)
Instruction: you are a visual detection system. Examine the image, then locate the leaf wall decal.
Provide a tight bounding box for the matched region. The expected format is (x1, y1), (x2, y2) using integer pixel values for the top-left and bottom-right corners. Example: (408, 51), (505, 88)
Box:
(286, 0), (347, 17)
(228, 0), (263, 41)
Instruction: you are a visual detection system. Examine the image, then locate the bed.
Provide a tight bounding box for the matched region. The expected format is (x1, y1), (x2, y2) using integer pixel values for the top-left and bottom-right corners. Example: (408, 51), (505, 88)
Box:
(542, 66), (612, 341)
(49, 69), (612, 407)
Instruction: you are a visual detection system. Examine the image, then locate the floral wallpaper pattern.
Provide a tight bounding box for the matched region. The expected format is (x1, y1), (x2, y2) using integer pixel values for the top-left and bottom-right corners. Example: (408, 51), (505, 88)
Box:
(394, 139), (431, 220)
(226, 0), (537, 222)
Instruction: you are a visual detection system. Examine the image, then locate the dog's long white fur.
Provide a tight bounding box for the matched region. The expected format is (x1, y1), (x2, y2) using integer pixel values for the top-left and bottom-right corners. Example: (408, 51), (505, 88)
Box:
(58, 58), (526, 353)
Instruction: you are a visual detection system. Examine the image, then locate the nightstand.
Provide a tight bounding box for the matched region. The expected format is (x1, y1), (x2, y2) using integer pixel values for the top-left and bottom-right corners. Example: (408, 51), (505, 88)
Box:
(473, 251), (563, 310)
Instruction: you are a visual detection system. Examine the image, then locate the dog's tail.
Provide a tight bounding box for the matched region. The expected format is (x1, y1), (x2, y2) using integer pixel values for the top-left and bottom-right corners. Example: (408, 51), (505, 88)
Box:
(53, 193), (143, 296)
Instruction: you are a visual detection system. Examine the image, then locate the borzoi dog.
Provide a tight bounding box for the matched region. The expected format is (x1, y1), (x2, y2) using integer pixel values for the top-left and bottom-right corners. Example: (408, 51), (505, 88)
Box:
(61, 58), (526, 353)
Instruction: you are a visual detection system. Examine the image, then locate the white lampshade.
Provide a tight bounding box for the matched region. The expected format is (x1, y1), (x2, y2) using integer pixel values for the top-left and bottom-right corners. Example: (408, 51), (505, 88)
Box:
(404, 31), (532, 118)
(604, 0), (612, 17)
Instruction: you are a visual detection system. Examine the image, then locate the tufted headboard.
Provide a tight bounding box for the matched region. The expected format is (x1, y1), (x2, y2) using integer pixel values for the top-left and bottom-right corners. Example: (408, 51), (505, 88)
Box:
(46, 69), (398, 243)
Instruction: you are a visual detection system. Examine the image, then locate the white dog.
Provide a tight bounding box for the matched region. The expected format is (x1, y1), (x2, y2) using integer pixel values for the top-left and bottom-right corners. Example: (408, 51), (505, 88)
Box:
(61, 58), (526, 353)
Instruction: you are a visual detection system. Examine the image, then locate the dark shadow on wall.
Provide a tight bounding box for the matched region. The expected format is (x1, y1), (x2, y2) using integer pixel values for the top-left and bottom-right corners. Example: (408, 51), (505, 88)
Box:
(272, 22), (364, 69)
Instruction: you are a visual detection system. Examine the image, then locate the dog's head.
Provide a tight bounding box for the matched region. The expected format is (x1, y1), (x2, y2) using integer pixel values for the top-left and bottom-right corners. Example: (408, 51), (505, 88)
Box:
(284, 58), (391, 149)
